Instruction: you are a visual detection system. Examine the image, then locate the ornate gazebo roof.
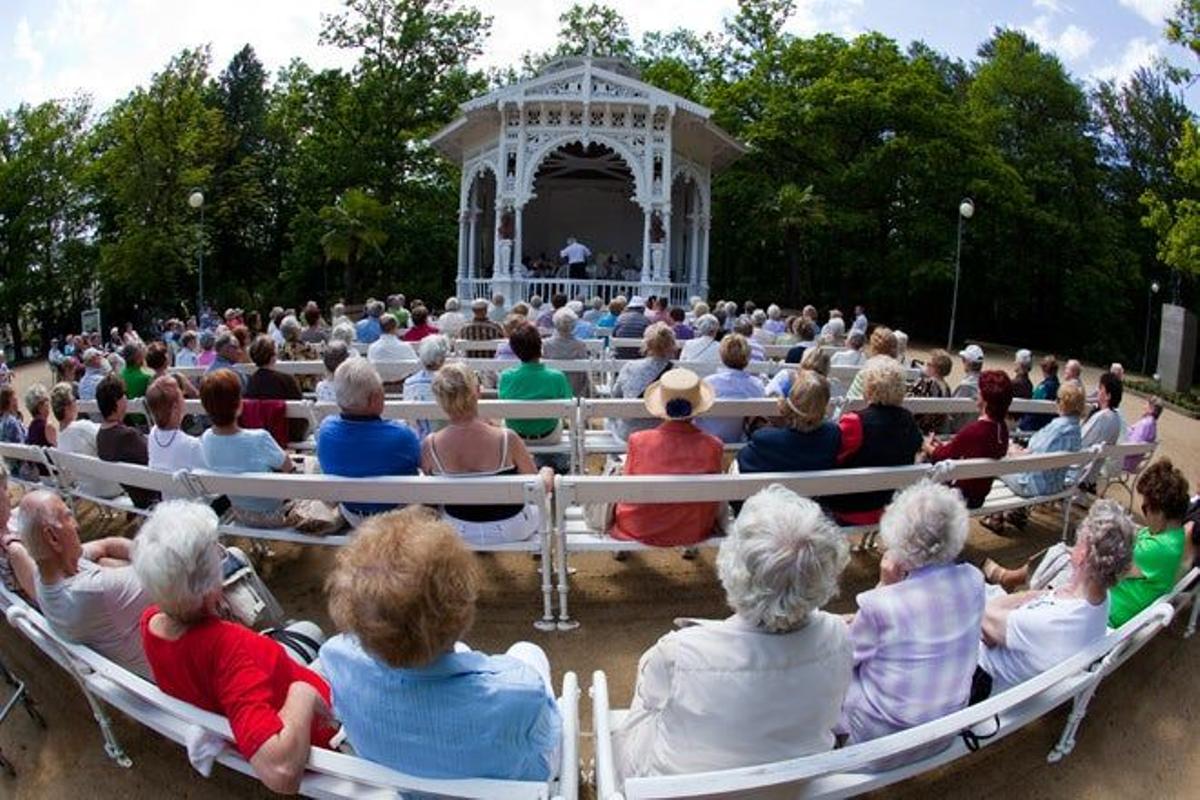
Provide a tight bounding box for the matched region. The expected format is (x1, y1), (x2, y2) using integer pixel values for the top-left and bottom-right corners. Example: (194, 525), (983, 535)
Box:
(429, 55), (745, 172)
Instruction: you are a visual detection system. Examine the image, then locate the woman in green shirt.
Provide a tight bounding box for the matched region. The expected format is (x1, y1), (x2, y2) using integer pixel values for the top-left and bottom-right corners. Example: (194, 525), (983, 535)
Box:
(1108, 459), (1191, 628)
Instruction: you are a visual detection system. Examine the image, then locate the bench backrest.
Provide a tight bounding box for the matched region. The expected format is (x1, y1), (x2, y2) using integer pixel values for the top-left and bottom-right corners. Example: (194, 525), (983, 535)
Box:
(615, 600), (1175, 799)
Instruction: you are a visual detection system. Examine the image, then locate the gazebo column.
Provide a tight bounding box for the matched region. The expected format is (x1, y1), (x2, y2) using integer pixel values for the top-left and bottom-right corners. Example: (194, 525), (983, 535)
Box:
(456, 209), (470, 299)
(640, 207), (652, 284)
(467, 208), (479, 280)
(514, 205), (524, 276)
(657, 209), (671, 282)
(699, 213), (711, 298)
(688, 210), (701, 296)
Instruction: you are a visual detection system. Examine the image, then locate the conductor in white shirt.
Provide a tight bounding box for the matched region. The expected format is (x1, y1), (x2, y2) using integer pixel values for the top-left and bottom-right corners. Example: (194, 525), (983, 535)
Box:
(560, 237), (591, 280)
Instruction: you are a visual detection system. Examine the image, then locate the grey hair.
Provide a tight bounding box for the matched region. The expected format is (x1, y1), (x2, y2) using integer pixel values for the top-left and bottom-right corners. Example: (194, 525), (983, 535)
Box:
(332, 302), (346, 317)
(331, 321), (356, 347)
(591, 296), (604, 309)
(23, 383), (50, 415)
(879, 482), (969, 570)
(133, 501), (223, 622)
(322, 340), (351, 374)
(767, 304), (782, 319)
(846, 330), (866, 349)
(368, 300), (385, 317)
(334, 356), (383, 413)
(553, 307), (578, 335)
(199, 330), (216, 350)
(280, 314), (302, 341)
(718, 485), (849, 632)
(49, 382), (76, 421)
(444, 297), (460, 312)
(1077, 499), (1136, 589)
(694, 313), (720, 337)
(17, 490), (66, 563)
(418, 335), (450, 369)
(751, 309), (767, 325)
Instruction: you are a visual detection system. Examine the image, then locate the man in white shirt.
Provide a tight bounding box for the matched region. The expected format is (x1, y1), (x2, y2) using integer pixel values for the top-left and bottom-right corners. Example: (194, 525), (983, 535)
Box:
(17, 490), (153, 678)
(821, 309), (846, 340)
(367, 314), (418, 363)
(560, 236), (591, 279)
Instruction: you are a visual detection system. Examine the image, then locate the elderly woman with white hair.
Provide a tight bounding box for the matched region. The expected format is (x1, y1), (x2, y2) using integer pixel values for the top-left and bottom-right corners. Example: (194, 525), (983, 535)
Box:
(825, 356), (923, 526)
(679, 313), (721, 361)
(401, 335), (450, 439)
(973, 499), (1134, 701)
(763, 303), (787, 335)
(315, 340), (352, 404)
(134, 501), (336, 794)
(436, 297), (466, 338)
(840, 482), (985, 757)
(613, 485), (852, 778)
(542, 307), (592, 397)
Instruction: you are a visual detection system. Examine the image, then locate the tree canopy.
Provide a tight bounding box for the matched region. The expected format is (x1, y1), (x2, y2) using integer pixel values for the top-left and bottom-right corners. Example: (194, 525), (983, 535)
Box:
(0, 0), (1195, 367)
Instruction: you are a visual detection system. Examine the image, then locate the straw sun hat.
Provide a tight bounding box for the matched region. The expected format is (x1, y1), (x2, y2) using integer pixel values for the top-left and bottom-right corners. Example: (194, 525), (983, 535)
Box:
(643, 368), (715, 421)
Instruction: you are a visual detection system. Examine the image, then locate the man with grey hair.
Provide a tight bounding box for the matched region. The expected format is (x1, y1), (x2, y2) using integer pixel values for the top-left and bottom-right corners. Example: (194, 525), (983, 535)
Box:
(355, 299), (386, 344)
(543, 307), (591, 397)
(437, 297), (466, 338)
(821, 309), (846, 341)
(680, 314), (722, 361)
(613, 485), (852, 778)
(317, 358), (420, 519)
(461, 298), (505, 358)
(367, 313), (417, 364)
(14, 490), (152, 678)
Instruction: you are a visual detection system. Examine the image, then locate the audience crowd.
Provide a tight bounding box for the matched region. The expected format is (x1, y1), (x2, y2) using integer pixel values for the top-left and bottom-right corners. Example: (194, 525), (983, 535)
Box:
(2, 289), (1192, 794)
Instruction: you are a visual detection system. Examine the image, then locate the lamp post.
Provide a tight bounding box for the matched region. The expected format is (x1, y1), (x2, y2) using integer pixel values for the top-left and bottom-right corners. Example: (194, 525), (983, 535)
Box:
(946, 198), (975, 350)
(188, 189), (205, 323)
(1142, 280), (1161, 376)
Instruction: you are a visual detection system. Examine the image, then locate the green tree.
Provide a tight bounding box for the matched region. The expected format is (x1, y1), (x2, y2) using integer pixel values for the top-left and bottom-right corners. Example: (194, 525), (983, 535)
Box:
(319, 188), (390, 297)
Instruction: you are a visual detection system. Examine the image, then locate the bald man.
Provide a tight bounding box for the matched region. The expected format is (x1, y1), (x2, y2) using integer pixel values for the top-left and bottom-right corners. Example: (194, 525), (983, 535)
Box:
(14, 490), (152, 678)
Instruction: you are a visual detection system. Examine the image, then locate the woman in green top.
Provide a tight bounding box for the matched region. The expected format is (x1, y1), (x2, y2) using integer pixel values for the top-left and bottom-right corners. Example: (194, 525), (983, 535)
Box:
(1108, 459), (1191, 628)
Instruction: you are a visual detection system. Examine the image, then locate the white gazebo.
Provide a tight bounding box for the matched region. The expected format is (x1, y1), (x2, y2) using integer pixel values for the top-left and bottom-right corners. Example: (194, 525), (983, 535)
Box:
(429, 52), (745, 306)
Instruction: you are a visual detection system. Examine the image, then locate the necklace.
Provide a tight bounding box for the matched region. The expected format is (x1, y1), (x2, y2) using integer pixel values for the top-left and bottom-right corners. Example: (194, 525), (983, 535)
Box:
(153, 428), (180, 448)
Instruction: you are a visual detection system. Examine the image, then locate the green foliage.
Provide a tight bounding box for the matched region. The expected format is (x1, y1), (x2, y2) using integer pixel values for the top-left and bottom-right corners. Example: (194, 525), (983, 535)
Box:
(0, 0), (1195, 371)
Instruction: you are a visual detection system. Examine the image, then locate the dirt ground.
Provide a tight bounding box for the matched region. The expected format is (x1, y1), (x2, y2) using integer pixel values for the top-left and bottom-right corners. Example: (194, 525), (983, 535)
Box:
(1, 345), (1198, 799)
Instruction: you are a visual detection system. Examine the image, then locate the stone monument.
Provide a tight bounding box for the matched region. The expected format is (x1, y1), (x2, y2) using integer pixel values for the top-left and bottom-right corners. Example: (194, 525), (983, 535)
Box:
(1156, 304), (1197, 393)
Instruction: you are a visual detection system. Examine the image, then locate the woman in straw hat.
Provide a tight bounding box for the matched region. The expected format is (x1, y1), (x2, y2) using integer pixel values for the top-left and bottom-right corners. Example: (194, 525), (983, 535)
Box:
(610, 368), (724, 547)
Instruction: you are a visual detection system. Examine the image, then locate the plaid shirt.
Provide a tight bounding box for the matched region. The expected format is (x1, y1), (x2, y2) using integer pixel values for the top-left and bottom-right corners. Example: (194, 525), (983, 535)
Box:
(841, 562), (985, 744)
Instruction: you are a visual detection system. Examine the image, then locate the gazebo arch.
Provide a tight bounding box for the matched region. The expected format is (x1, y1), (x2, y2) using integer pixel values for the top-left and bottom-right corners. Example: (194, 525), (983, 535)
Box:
(431, 52), (745, 305)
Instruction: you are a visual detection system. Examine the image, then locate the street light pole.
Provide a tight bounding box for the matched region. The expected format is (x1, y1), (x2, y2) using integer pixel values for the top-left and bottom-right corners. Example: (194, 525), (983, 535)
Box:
(188, 190), (205, 322)
(946, 198), (974, 350)
(1142, 280), (1161, 375)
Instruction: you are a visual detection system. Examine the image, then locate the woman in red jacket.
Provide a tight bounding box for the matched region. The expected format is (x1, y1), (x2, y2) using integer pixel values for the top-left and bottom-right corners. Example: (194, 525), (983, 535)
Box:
(610, 369), (724, 547)
(923, 369), (1012, 508)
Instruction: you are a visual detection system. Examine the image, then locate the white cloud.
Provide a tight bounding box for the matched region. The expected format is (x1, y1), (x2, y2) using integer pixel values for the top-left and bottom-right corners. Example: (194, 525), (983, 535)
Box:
(1118, 0), (1176, 27)
(1091, 36), (1163, 84)
(13, 17), (44, 76)
(1033, 0), (1070, 14)
(1021, 15), (1096, 61)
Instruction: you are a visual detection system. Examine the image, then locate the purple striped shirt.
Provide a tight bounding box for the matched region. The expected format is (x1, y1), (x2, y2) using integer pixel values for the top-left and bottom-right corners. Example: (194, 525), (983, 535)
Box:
(841, 562), (985, 743)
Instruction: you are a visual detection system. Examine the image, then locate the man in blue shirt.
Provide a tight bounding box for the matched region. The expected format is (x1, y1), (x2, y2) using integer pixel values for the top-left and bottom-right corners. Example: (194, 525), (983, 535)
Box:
(317, 357), (419, 517)
(355, 299), (385, 344)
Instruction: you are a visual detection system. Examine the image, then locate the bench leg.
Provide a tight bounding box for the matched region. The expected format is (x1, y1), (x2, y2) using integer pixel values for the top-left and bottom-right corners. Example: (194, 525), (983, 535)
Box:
(556, 529), (579, 631)
(1060, 498), (1074, 543)
(534, 534), (557, 632)
(1047, 681), (1099, 764)
(1187, 594), (1200, 639)
(80, 687), (132, 768)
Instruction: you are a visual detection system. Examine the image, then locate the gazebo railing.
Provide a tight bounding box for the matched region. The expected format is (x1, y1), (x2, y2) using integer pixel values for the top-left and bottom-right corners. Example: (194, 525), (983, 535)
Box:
(456, 277), (695, 306)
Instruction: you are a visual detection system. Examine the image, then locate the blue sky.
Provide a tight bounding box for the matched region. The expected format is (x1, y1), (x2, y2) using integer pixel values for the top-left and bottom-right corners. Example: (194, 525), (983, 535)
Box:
(0, 0), (1193, 113)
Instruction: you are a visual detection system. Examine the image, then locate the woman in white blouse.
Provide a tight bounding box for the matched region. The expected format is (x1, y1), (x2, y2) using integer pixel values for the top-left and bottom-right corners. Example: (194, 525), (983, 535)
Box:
(612, 484), (853, 780)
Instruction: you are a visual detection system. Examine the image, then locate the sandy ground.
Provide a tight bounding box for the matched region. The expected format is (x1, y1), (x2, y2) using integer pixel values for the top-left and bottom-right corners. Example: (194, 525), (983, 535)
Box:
(1, 345), (1198, 799)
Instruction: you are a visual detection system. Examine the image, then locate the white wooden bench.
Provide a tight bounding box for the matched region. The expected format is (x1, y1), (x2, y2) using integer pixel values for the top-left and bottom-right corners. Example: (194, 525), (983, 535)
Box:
(0, 441), (60, 492)
(551, 449), (1109, 629)
(1, 588), (580, 799)
(590, 594), (1183, 799)
(35, 453), (559, 629)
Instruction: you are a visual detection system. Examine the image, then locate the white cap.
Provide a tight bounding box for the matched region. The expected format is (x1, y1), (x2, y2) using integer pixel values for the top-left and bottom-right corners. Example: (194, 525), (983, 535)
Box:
(1015, 348), (1032, 365)
(959, 344), (985, 364)
(628, 295), (646, 309)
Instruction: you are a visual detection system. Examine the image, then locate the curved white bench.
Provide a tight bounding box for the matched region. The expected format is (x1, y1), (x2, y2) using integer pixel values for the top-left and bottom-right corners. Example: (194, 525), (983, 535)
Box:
(1, 588), (580, 799)
(591, 589), (1188, 799)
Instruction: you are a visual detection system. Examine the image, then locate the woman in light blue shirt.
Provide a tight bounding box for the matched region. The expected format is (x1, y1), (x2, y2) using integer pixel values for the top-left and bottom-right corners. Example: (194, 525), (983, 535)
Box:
(198, 368), (294, 526)
(695, 334), (766, 444)
(1001, 382), (1085, 498)
(320, 508), (562, 781)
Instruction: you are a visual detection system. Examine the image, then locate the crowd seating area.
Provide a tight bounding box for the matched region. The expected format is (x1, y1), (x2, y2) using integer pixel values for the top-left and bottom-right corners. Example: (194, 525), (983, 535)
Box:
(6, 302), (1192, 800)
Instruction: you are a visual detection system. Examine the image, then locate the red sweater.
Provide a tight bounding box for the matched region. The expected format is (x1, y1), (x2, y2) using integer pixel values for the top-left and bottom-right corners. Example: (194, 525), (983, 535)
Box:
(140, 607), (335, 760)
(928, 418), (1009, 508)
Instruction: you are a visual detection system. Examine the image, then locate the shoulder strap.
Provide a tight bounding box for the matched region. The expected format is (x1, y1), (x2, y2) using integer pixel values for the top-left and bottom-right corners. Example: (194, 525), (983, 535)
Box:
(427, 435), (447, 473)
